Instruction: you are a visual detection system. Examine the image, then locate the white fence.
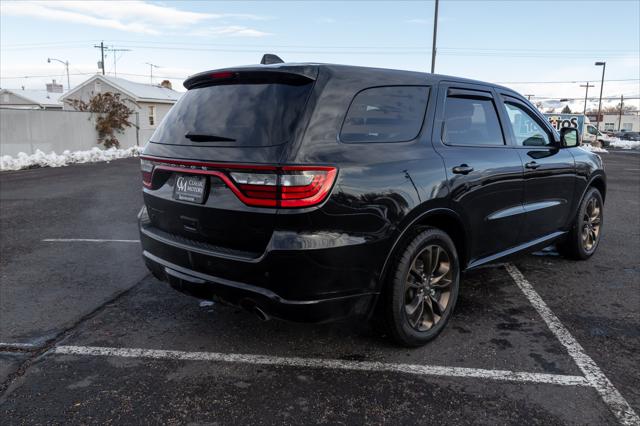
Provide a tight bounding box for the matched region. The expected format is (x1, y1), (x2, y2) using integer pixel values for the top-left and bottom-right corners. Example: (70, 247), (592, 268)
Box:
(0, 109), (144, 157)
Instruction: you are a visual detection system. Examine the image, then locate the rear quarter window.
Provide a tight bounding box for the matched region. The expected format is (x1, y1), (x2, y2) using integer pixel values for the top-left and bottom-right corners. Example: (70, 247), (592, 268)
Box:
(340, 86), (429, 143)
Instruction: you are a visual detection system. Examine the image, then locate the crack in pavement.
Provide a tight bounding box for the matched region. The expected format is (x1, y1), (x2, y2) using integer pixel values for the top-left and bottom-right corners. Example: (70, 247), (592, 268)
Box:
(0, 273), (150, 401)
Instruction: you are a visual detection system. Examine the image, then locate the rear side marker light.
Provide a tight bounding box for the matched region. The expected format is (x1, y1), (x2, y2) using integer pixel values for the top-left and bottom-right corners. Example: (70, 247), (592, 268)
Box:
(140, 156), (337, 208)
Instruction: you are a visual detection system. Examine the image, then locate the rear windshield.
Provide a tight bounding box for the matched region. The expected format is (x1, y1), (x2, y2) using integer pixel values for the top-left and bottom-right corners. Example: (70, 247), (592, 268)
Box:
(150, 82), (313, 147)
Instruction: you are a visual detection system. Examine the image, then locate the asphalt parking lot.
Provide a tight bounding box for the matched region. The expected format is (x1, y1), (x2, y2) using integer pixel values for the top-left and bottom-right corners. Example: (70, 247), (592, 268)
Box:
(1, 151), (638, 424)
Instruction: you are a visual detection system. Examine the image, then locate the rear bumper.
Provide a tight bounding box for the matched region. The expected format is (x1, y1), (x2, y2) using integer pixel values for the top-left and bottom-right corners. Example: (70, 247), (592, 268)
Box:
(139, 208), (385, 323)
(143, 251), (376, 323)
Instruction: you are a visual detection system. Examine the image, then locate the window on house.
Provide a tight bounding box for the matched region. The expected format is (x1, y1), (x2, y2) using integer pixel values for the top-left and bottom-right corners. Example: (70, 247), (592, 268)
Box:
(604, 122), (615, 130)
(94, 81), (102, 93)
(148, 105), (156, 126)
(622, 123), (633, 131)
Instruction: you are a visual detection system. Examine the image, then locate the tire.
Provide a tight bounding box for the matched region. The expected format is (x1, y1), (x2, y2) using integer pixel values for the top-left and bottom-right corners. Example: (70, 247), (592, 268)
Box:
(558, 187), (604, 260)
(383, 228), (460, 347)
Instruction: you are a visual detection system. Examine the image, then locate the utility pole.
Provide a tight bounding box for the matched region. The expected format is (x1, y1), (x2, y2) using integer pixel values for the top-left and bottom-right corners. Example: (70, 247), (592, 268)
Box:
(525, 94), (534, 101)
(579, 82), (595, 115)
(618, 94), (624, 131)
(430, 0), (439, 73)
(94, 41), (105, 75)
(108, 47), (131, 77)
(145, 62), (160, 84)
(47, 57), (70, 91)
(594, 61), (606, 132)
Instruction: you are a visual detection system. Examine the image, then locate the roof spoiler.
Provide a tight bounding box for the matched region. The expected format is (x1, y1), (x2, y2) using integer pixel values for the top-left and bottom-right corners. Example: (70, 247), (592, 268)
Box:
(260, 54), (284, 65)
(184, 66), (317, 90)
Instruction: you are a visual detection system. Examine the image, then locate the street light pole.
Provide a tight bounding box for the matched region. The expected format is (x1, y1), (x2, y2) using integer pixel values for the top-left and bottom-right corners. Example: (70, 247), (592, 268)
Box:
(618, 94), (624, 131)
(47, 57), (70, 91)
(595, 62), (606, 132)
(430, 0), (439, 73)
(579, 82), (595, 115)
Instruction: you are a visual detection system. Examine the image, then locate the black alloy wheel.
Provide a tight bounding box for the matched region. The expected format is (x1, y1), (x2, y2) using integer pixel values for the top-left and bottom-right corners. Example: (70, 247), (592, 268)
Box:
(385, 228), (460, 347)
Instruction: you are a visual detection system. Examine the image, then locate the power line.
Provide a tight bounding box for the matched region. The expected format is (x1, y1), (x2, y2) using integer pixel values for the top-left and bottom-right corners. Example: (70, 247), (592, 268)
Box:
(496, 78), (639, 84)
(2, 70), (637, 86)
(5, 40), (637, 59)
(75, 43), (636, 58)
(4, 39), (637, 53)
(530, 96), (639, 101)
(0, 72), (95, 79)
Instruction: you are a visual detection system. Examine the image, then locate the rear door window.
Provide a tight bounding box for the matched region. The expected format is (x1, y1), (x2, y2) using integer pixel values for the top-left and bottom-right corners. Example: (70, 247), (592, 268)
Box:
(340, 86), (429, 143)
(443, 93), (505, 146)
(150, 82), (313, 147)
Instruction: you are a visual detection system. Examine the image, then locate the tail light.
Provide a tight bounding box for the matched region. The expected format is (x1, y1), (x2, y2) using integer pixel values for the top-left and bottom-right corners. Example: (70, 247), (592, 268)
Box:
(140, 156), (337, 208)
(229, 167), (337, 208)
(140, 159), (154, 188)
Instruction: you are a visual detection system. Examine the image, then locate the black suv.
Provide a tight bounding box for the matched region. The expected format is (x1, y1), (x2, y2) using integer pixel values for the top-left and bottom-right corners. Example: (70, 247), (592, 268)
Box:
(139, 63), (605, 346)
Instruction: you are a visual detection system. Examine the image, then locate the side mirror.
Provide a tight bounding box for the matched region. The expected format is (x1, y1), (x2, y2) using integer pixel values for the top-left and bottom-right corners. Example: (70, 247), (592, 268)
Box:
(560, 127), (579, 148)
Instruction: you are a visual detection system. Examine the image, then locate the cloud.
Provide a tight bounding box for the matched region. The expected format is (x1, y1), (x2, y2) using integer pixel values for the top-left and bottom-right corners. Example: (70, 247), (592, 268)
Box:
(1, 1), (271, 36)
(190, 26), (272, 38)
(316, 17), (337, 24)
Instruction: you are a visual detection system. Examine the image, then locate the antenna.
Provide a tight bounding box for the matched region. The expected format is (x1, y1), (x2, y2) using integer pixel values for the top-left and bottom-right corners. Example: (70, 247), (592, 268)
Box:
(144, 62), (161, 84)
(260, 54), (284, 65)
(107, 47), (132, 77)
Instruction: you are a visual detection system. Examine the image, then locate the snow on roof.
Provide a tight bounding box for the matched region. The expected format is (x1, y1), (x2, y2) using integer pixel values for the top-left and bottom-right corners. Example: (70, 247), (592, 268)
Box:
(101, 76), (181, 102)
(1, 89), (64, 107)
(60, 75), (181, 104)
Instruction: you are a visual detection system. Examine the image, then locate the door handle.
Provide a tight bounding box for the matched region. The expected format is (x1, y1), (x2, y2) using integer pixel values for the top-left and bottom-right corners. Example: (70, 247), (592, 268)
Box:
(452, 164), (474, 175)
(525, 161), (541, 169)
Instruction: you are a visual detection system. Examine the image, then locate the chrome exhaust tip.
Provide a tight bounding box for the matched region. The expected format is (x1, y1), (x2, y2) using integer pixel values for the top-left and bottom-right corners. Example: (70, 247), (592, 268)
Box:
(253, 306), (270, 321)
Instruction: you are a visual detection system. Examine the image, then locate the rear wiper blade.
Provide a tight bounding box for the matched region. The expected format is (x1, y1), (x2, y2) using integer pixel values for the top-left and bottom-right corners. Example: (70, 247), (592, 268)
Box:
(185, 132), (236, 142)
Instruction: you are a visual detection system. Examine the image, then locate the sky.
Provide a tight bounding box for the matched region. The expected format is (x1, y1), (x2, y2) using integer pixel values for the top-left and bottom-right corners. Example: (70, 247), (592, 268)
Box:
(1, 0), (639, 111)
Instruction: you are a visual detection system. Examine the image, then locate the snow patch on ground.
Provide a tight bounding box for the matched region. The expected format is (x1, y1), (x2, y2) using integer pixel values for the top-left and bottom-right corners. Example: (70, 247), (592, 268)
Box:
(580, 144), (608, 153)
(608, 138), (640, 150)
(0, 146), (143, 171)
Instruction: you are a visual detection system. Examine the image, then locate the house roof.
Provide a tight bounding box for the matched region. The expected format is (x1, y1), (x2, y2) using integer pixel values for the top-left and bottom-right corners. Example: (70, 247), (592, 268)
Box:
(60, 74), (181, 104)
(0, 89), (64, 108)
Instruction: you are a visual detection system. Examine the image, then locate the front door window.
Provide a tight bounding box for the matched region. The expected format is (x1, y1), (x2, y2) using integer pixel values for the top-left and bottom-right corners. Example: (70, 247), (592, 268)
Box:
(504, 103), (551, 147)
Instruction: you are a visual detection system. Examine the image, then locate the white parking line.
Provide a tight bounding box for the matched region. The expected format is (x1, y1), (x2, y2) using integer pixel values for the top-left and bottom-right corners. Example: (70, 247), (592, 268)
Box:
(506, 264), (640, 426)
(54, 345), (589, 387)
(42, 238), (139, 243)
(17, 257), (636, 423)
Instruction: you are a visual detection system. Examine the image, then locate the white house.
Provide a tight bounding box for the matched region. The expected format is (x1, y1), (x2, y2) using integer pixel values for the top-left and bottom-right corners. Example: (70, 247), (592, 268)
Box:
(60, 75), (181, 142)
(0, 88), (64, 110)
(601, 113), (639, 132)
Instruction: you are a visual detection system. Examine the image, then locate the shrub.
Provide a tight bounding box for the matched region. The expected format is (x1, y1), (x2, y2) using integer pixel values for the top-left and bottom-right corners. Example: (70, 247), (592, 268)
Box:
(68, 93), (135, 148)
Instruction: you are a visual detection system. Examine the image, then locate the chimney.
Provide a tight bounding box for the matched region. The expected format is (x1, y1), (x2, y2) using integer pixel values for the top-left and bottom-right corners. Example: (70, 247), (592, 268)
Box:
(46, 79), (63, 93)
(160, 79), (172, 90)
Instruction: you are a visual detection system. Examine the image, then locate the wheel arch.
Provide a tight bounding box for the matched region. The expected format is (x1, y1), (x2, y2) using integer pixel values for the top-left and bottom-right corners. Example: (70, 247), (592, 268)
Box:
(588, 174), (606, 202)
(380, 207), (468, 288)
